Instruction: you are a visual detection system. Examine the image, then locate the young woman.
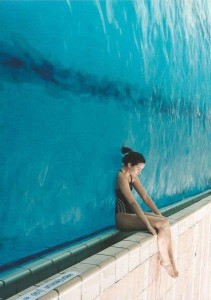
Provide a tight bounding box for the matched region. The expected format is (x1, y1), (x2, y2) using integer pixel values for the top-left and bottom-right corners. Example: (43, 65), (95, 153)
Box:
(115, 147), (178, 278)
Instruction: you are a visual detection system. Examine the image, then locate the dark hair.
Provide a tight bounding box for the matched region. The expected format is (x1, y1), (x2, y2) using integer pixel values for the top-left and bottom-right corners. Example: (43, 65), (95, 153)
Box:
(121, 146), (146, 166)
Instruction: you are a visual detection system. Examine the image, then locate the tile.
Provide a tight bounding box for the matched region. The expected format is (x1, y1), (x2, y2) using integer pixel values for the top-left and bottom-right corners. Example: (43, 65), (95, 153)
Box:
(178, 229), (193, 258)
(35, 273), (64, 287)
(62, 262), (100, 279)
(169, 211), (187, 221)
(98, 246), (129, 281)
(143, 260), (149, 290)
(146, 281), (156, 300)
(61, 262), (101, 300)
(148, 254), (159, 285)
(112, 240), (138, 249)
(115, 274), (130, 300)
(98, 233), (114, 243)
(148, 237), (158, 257)
(169, 222), (179, 239)
(125, 233), (150, 244)
(100, 259), (116, 292)
(41, 250), (71, 265)
(37, 290), (59, 300)
(113, 240), (140, 271)
(84, 237), (101, 248)
(128, 266), (140, 299)
(55, 276), (82, 300)
(0, 267), (31, 286)
(115, 252), (129, 281)
(99, 285), (116, 300)
(63, 243), (88, 255)
(98, 246), (128, 259)
(128, 243), (140, 271)
(0, 283), (17, 299)
(142, 288), (148, 300)
(7, 285), (37, 300)
(20, 258), (53, 275)
(139, 241), (150, 264)
(81, 253), (115, 268)
(80, 254), (115, 292)
(81, 268), (101, 300)
(138, 262), (146, 293)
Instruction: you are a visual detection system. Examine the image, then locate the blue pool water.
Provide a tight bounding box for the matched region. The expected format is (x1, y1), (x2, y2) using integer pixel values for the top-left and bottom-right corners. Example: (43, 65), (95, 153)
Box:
(0, 0), (210, 268)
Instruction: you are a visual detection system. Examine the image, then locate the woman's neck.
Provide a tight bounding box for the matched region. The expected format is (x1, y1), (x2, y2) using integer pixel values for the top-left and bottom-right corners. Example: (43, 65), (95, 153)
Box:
(121, 166), (131, 178)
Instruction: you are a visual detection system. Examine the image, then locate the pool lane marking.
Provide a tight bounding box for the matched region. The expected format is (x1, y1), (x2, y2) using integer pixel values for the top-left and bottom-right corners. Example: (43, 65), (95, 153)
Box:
(17, 271), (79, 300)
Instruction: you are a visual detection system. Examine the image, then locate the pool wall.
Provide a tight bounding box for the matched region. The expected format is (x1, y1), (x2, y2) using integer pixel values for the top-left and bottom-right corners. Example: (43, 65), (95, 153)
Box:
(6, 193), (211, 300)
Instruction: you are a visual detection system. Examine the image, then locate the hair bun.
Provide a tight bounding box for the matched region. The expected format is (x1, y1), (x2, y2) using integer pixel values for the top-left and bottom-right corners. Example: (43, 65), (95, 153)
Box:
(121, 146), (133, 155)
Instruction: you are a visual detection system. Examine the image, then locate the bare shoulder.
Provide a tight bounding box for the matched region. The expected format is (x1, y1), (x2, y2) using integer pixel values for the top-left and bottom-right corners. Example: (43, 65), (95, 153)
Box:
(132, 175), (141, 184)
(117, 171), (128, 182)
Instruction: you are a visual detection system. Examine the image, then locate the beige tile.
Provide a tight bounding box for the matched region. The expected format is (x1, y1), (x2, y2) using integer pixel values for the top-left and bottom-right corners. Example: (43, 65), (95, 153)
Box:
(125, 232), (150, 243)
(112, 240), (140, 272)
(169, 210), (187, 221)
(156, 263), (173, 298)
(128, 266), (141, 299)
(139, 241), (150, 264)
(178, 228), (194, 258)
(55, 276), (82, 300)
(98, 246), (129, 282)
(37, 290), (59, 300)
(81, 269), (101, 300)
(160, 288), (174, 300)
(80, 254), (116, 292)
(142, 288), (148, 300)
(174, 273), (188, 299)
(148, 237), (158, 257)
(99, 285), (116, 300)
(61, 263), (101, 300)
(115, 252), (129, 281)
(128, 244), (140, 271)
(115, 274), (130, 300)
(100, 259), (116, 292)
(112, 240), (138, 249)
(146, 280), (158, 300)
(148, 254), (160, 286)
(143, 260), (149, 291)
(138, 262), (146, 293)
(35, 273), (64, 287)
(63, 262), (100, 278)
(7, 286), (38, 299)
(81, 254), (115, 268)
(98, 246), (128, 259)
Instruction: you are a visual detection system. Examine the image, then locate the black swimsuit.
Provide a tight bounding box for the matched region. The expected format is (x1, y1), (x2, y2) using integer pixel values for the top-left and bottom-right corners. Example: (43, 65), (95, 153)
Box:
(115, 170), (135, 214)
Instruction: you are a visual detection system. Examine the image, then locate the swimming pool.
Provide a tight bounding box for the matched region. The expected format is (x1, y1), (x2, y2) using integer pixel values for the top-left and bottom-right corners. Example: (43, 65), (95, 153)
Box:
(0, 0), (210, 269)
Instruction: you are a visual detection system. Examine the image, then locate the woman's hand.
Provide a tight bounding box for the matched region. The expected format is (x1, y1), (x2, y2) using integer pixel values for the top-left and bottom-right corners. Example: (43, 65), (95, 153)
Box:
(147, 226), (157, 237)
(155, 211), (162, 216)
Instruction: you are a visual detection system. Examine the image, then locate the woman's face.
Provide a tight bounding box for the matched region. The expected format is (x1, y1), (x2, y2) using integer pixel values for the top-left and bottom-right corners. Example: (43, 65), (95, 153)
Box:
(128, 162), (145, 176)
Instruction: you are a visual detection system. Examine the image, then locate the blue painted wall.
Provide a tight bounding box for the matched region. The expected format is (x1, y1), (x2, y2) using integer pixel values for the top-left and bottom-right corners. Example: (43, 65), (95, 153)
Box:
(0, 0), (210, 266)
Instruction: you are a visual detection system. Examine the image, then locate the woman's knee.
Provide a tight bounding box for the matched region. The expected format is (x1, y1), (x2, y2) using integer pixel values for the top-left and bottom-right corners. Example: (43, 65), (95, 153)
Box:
(157, 218), (170, 230)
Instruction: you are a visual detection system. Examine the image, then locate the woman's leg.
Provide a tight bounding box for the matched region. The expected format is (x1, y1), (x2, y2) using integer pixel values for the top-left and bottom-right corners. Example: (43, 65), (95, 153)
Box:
(115, 213), (178, 277)
(143, 212), (178, 275)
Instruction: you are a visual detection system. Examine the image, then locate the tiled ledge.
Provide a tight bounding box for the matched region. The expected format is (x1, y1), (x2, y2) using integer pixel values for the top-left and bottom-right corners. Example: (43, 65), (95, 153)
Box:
(6, 193), (211, 300)
(1, 228), (142, 299)
(1, 190), (210, 299)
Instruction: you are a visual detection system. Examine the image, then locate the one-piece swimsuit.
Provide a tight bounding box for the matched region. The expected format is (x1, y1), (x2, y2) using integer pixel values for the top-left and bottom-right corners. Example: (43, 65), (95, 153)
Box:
(115, 170), (135, 214)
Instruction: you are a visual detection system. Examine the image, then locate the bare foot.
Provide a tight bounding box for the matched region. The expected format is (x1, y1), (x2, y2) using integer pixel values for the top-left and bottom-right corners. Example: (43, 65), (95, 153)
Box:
(172, 261), (179, 277)
(160, 260), (178, 278)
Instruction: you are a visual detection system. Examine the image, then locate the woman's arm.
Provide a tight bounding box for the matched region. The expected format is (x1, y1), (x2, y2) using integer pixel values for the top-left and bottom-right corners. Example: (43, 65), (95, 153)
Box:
(132, 177), (162, 215)
(117, 173), (157, 235)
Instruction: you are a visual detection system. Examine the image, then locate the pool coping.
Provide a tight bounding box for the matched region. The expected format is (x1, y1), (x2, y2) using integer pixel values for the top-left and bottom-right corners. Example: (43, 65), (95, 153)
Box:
(1, 189), (211, 299)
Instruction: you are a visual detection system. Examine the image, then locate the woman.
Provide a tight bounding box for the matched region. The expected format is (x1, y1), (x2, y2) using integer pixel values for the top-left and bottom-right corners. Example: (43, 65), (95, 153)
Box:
(115, 147), (178, 278)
